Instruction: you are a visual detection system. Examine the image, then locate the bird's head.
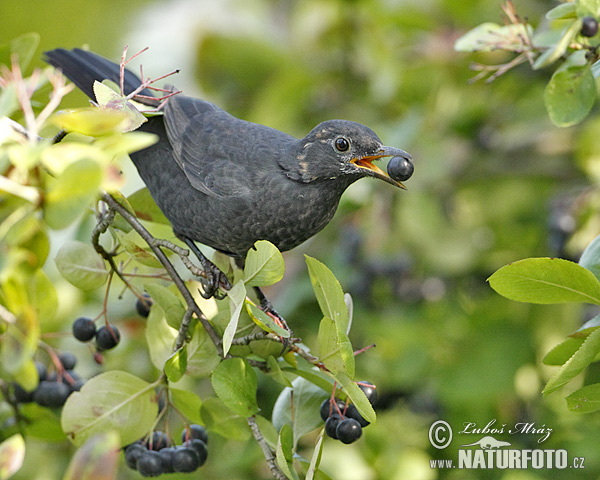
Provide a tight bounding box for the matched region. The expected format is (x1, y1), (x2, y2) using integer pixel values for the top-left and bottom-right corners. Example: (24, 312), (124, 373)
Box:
(293, 120), (411, 188)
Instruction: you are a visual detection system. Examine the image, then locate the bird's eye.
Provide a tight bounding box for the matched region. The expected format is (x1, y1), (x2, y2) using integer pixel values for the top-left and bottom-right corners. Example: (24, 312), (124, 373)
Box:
(334, 137), (350, 152)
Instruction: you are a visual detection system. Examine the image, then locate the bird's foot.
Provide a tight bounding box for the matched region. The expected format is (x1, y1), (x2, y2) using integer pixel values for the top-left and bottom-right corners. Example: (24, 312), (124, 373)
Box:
(181, 237), (232, 299)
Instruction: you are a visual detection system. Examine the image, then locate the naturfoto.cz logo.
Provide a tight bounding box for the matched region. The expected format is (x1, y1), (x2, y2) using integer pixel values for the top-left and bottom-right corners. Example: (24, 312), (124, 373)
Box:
(428, 420), (585, 470)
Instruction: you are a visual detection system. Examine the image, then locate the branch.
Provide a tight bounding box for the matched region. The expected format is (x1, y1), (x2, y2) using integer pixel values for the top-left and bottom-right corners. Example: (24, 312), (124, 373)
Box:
(100, 192), (223, 354)
(247, 416), (287, 480)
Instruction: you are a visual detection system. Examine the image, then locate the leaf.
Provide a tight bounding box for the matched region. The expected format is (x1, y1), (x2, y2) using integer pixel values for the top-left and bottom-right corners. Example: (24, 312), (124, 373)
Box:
(143, 282), (186, 330)
(0, 434), (25, 480)
(116, 230), (163, 268)
(566, 383), (600, 413)
(572, 314), (600, 338)
(27, 269), (57, 322)
(127, 187), (170, 225)
(0, 32), (40, 72)
(335, 372), (376, 424)
(200, 397), (250, 441)
(0, 307), (39, 376)
(488, 258), (600, 305)
(267, 356), (293, 388)
(185, 325), (221, 377)
(454, 22), (533, 52)
(305, 429), (325, 480)
(223, 280), (246, 356)
(533, 20), (582, 70)
(93, 81), (147, 132)
(577, 0), (600, 18)
(145, 304), (177, 371)
(164, 346), (187, 382)
(246, 301), (290, 338)
(53, 108), (130, 137)
(55, 241), (108, 291)
(305, 256), (349, 330)
(546, 2), (577, 20)
(276, 424), (298, 480)
(62, 431), (120, 480)
(317, 316), (354, 378)
(272, 377), (328, 447)
(543, 328), (600, 395)
(170, 388), (203, 425)
(544, 63), (596, 127)
(543, 337), (584, 365)
(61, 371), (158, 447)
(44, 159), (102, 230)
(244, 240), (285, 287)
(211, 358), (259, 417)
(579, 234), (600, 282)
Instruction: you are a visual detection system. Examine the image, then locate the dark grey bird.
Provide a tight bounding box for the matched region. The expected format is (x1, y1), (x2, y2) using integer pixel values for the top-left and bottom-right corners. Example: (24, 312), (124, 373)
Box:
(44, 48), (413, 297)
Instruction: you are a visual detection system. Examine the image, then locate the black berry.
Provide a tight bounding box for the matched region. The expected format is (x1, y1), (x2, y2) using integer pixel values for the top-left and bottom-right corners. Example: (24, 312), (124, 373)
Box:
(33, 381), (71, 408)
(59, 352), (77, 370)
(157, 447), (176, 473)
(136, 450), (165, 477)
(345, 404), (369, 427)
(145, 430), (170, 451)
(72, 317), (97, 342)
(182, 424), (208, 445)
(336, 418), (362, 444)
(34, 361), (47, 381)
(172, 447), (200, 473)
(95, 324), (120, 351)
(387, 155), (414, 182)
(325, 414), (342, 439)
(319, 397), (346, 422)
(185, 439), (208, 466)
(358, 381), (377, 406)
(136, 293), (153, 318)
(124, 443), (146, 470)
(581, 17), (599, 37)
(13, 383), (34, 403)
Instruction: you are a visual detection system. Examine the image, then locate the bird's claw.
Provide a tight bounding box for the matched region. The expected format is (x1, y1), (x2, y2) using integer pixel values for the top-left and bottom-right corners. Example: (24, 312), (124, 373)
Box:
(199, 262), (231, 300)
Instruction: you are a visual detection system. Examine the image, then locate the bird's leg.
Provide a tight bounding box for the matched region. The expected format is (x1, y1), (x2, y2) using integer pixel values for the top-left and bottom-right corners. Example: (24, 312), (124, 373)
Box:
(253, 286), (293, 337)
(181, 237), (232, 299)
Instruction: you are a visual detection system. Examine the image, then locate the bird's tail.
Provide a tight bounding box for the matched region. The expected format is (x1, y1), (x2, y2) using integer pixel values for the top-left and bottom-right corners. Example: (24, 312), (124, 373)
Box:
(44, 48), (158, 106)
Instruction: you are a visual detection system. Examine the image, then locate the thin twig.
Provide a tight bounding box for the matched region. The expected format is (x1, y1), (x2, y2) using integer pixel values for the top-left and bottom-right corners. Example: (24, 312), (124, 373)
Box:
(247, 415), (287, 480)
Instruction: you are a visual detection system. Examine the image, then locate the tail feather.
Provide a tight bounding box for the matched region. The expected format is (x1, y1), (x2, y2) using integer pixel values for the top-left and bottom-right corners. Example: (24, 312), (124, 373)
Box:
(44, 48), (157, 105)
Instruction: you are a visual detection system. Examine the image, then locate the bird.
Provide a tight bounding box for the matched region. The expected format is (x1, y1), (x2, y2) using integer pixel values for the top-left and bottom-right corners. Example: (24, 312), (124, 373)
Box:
(44, 48), (413, 298)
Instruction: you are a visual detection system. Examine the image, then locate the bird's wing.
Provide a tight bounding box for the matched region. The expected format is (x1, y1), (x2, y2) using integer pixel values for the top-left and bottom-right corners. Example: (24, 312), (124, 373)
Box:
(163, 95), (291, 198)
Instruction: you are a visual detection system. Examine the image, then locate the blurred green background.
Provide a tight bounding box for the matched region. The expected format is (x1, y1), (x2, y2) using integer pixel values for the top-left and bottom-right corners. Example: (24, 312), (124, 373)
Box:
(3, 0), (600, 478)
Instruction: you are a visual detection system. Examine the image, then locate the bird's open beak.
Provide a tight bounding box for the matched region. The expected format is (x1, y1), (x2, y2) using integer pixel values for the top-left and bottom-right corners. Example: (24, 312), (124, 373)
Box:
(350, 146), (412, 189)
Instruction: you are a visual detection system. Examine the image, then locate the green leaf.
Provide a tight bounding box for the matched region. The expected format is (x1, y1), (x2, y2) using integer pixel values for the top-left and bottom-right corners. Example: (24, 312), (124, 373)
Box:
(579, 234), (600, 282)
(566, 383), (600, 413)
(223, 280), (246, 356)
(145, 304), (177, 371)
(488, 257), (600, 305)
(93, 81), (147, 132)
(143, 283), (186, 330)
(0, 32), (40, 72)
(246, 301), (290, 338)
(55, 241), (108, 291)
(335, 373), (376, 424)
(543, 337), (585, 365)
(272, 377), (327, 448)
(0, 305), (39, 376)
(0, 434), (25, 480)
(27, 269), (57, 323)
(572, 314), (600, 338)
(44, 159), (102, 230)
(244, 240), (285, 287)
(281, 365), (335, 394)
(164, 346), (187, 382)
(317, 315), (354, 378)
(185, 325), (221, 377)
(62, 431), (120, 480)
(116, 230), (163, 268)
(543, 328), (600, 394)
(61, 371), (158, 447)
(544, 63), (596, 127)
(200, 397), (250, 441)
(305, 429), (325, 480)
(211, 358), (259, 417)
(454, 22), (533, 52)
(170, 388), (203, 424)
(20, 404), (64, 441)
(305, 256), (349, 330)
(546, 2), (577, 19)
(276, 424), (298, 480)
(127, 187), (170, 225)
(577, 0), (600, 18)
(267, 356), (294, 388)
(53, 108), (130, 137)
(533, 20), (582, 70)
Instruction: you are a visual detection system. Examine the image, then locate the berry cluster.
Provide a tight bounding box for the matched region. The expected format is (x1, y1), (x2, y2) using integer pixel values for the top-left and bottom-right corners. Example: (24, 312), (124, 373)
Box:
(12, 355), (84, 408)
(72, 317), (120, 351)
(320, 382), (377, 444)
(124, 425), (208, 477)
